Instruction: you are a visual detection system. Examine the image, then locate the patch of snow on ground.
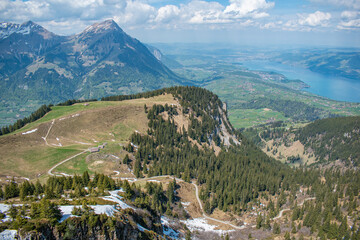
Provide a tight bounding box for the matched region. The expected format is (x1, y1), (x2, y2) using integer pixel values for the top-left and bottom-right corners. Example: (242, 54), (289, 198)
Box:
(161, 216), (179, 239)
(59, 205), (117, 222)
(181, 218), (234, 235)
(101, 190), (135, 210)
(181, 202), (191, 206)
(148, 180), (161, 183)
(111, 155), (119, 159)
(22, 128), (37, 135)
(0, 204), (10, 214)
(113, 171), (120, 175)
(59, 205), (77, 222)
(121, 177), (137, 182)
(137, 224), (149, 232)
(0, 229), (17, 240)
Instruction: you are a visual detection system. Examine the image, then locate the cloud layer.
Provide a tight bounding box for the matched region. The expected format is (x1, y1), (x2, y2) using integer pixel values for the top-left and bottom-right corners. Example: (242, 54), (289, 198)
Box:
(0, 0), (359, 35)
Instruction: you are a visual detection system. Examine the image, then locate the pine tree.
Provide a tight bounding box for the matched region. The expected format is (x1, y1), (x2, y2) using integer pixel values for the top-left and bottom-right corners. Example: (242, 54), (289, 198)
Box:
(284, 231), (291, 240)
(123, 154), (130, 165)
(273, 222), (281, 234)
(256, 214), (263, 229)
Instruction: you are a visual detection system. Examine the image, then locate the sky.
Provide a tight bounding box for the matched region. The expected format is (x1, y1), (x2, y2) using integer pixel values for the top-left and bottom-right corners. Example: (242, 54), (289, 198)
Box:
(1, 0), (360, 47)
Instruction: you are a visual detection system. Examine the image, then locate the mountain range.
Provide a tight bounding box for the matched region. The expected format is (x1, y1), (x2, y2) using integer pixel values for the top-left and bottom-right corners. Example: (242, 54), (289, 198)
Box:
(0, 20), (185, 125)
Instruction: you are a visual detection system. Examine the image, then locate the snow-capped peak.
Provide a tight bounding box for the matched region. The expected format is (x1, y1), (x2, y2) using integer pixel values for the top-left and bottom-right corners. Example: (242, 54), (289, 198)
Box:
(0, 21), (43, 40)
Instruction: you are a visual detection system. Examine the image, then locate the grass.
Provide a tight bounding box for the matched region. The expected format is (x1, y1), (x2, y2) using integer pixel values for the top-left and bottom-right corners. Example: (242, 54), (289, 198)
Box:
(229, 109), (289, 129)
(54, 152), (91, 175)
(1, 145), (84, 177)
(0, 95), (176, 179)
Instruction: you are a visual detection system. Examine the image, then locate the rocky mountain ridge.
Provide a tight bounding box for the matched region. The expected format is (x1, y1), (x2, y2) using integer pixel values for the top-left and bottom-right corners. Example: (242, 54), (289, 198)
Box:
(0, 20), (185, 126)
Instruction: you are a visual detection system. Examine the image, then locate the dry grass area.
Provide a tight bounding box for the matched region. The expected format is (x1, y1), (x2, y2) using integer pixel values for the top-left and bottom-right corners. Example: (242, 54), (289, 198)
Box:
(0, 94), (176, 180)
(263, 138), (317, 166)
(177, 182), (203, 218)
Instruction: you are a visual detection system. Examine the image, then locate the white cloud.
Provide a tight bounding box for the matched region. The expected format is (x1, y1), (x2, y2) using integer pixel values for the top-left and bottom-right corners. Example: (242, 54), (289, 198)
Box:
(261, 20), (282, 29)
(184, 1), (225, 24)
(154, 5), (180, 23)
(224, 0), (274, 19)
(310, 0), (360, 10)
(0, 0), (275, 33)
(338, 19), (360, 28)
(338, 10), (360, 29)
(341, 11), (359, 19)
(298, 11), (331, 27)
(121, 1), (156, 26)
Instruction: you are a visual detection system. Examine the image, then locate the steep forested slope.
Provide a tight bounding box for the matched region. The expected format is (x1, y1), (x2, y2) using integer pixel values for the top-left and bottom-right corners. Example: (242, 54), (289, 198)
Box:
(104, 87), (310, 213)
(296, 116), (360, 166)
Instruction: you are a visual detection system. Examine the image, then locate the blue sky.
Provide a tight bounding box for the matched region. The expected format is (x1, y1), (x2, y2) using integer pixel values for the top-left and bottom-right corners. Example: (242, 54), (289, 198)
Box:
(1, 0), (359, 46)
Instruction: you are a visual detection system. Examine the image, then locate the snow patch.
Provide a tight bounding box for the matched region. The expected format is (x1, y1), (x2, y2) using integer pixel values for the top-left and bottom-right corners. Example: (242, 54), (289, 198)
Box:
(137, 224), (149, 232)
(0, 229), (17, 240)
(148, 180), (161, 183)
(22, 128), (38, 135)
(101, 190), (134, 210)
(161, 216), (179, 239)
(181, 218), (234, 235)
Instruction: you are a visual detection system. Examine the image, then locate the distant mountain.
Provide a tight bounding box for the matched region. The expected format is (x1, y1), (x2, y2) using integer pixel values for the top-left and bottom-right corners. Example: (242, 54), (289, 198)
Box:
(146, 44), (183, 69)
(0, 20), (186, 126)
(0, 21), (64, 77)
(275, 50), (360, 80)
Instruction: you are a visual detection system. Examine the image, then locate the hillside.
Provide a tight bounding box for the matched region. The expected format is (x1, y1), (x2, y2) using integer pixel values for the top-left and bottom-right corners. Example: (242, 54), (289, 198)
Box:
(0, 20), (185, 127)
(243, 116), (360, 167)
(0, 87), (359, 239)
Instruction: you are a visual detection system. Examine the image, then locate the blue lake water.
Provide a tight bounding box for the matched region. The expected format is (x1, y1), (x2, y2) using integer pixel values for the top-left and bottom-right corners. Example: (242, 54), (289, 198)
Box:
(242, 60), (360, 103)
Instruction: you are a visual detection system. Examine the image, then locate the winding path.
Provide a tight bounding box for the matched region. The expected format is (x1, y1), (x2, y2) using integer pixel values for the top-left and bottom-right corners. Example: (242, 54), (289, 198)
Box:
(192, 182), (246, 230)
(48, 150), (88, 176)
(273, 197), (316, 220)
(43, 119), (88, 176)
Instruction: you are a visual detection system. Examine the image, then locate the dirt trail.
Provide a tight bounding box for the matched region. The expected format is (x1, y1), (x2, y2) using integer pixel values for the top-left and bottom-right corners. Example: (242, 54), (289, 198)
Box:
(42, 119), (55, 146)
(273, 197), (316, 220)
(192, 182), (246, 230)
(48, 150), (88, 176)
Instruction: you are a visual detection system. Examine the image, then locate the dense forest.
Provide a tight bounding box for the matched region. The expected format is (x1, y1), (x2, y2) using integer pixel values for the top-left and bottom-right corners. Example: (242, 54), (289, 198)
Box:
(296, 116), (360, 166)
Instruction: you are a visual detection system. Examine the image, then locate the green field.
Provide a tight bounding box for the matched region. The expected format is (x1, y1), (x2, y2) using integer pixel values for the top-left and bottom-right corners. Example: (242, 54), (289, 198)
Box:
(229, 108), (289, 128)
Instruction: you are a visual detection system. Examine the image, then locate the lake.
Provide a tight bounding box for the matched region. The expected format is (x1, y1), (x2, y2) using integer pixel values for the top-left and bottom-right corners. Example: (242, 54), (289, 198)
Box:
(242, 60), (360, 103)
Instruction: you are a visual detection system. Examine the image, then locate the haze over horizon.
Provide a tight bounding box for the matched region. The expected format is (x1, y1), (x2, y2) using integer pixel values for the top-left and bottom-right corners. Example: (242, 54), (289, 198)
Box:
(1, 0), (359, 47)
